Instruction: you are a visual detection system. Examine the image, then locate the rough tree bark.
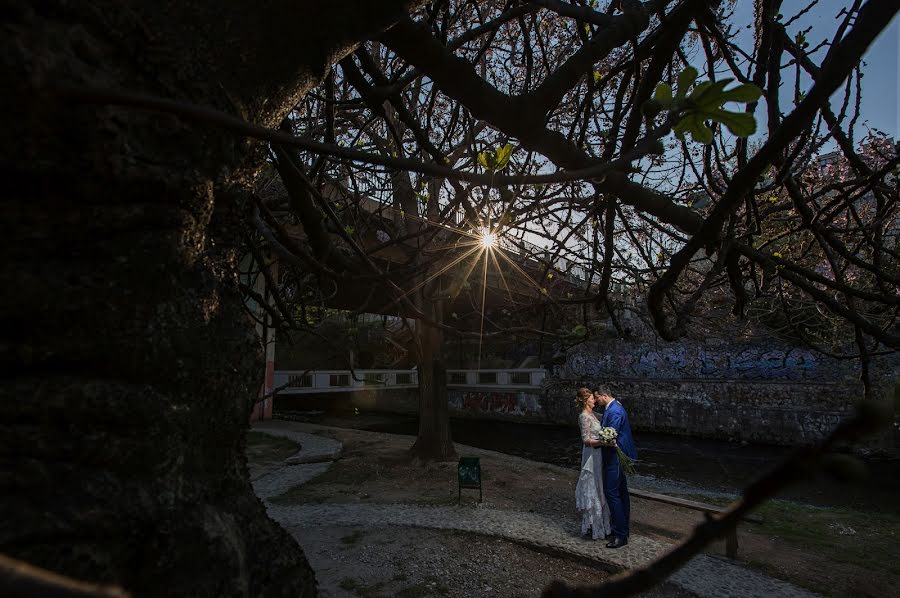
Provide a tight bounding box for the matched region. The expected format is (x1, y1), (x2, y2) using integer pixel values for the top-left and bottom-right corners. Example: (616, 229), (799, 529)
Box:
(0, 1), (417, 595)
(410, 279), (456, 462)
(389, 165), (455, 461)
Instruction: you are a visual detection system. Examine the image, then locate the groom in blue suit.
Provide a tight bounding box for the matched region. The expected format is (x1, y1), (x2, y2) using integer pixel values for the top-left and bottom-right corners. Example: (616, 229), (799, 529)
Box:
(595, 387), (637, 548)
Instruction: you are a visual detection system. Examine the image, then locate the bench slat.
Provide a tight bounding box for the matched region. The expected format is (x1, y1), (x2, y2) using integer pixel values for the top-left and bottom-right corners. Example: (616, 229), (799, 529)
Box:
(630, 488), (763, 524)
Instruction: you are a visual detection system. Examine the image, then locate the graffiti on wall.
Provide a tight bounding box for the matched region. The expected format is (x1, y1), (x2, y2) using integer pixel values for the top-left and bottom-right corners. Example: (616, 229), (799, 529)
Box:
(566, 345), (830, 381)
(448, 391), (543, 416)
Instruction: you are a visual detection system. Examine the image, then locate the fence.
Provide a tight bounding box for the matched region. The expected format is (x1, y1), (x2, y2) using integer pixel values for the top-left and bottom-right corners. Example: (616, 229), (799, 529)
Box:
(273, 368), (546, 394)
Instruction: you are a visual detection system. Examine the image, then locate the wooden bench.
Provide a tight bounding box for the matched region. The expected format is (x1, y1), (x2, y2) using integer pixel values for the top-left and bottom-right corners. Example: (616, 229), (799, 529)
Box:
(630, 488), (762, 558)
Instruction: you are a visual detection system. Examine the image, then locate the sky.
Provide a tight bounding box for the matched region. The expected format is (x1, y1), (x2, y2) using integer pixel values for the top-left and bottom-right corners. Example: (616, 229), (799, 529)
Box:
(730, 0), (899, 142)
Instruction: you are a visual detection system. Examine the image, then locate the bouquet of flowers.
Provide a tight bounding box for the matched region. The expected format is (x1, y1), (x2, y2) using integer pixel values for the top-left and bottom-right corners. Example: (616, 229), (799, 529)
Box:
(596, 426), (636, 475)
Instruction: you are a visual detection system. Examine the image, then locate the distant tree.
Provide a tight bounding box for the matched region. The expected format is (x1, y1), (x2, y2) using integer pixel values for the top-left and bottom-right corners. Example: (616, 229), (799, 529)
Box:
(255, 0), (899, 457)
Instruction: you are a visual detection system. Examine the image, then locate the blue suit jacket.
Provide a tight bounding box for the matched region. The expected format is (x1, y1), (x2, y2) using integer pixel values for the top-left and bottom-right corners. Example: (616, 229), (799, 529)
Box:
(601, 400), (637, 460)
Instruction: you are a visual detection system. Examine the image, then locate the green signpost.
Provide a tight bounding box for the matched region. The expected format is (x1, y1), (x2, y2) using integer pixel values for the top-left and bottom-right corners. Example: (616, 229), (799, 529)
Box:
(457, 457), (482, 502)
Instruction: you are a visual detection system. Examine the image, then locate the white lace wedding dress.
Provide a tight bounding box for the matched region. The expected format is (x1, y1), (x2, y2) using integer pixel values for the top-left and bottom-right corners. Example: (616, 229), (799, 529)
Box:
(575, 411), (611, 539)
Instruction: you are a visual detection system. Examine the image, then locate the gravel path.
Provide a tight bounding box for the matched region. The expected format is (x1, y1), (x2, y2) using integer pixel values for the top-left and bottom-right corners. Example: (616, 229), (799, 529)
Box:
(251, 422), (821, 598)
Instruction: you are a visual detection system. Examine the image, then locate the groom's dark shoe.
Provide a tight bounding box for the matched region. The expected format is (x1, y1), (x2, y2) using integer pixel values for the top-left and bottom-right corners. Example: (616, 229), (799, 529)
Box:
(605, 536), (628, 549)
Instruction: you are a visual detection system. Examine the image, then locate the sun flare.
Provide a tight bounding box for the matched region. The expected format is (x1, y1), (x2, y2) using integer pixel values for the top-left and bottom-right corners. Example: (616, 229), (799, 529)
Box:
(479, 229), (496, 249)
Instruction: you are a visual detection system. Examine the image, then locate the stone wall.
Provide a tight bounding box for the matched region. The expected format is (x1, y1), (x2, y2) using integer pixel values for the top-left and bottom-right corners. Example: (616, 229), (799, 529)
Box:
(563, 341), (862, 382)
(549, 340), (896, 447)
(540, 378), (890, 447)
(274, 376), (895, 449)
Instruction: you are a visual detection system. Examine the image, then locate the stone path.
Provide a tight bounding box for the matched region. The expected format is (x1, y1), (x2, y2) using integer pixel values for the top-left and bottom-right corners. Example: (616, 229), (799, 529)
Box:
(251, 423), (821, 598)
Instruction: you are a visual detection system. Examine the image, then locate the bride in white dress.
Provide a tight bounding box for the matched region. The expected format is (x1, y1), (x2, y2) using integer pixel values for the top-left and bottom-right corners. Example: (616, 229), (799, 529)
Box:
(574, 387), (611, 540)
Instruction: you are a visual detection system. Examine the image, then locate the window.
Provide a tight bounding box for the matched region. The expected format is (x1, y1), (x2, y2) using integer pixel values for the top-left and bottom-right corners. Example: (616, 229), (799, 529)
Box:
(288, 374), (312, 388)
(449, 372), (467, 384)
(395, 373), (412, 385)
(478, 372), (497, 384)
(329, 374), (350, 387)
(510, 372), (530, 385)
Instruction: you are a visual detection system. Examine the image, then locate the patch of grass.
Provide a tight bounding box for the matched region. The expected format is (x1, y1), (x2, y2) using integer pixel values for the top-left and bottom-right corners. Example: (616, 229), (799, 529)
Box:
(678, 494), (900, 576)
(340, 530), (366, 545)
(755, 500), (900, 576)
(245, 431), (301, 465)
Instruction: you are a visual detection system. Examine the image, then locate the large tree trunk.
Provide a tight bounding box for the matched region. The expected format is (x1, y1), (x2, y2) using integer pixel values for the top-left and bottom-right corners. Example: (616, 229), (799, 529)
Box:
(391, 168), (455, 462)
(410, 282), (456, 462)
(0, 1), (416, 594)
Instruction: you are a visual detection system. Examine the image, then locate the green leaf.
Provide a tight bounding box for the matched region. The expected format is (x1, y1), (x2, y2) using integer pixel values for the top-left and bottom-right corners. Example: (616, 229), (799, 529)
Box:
(494, 143), (514, 170)
(593, 70), (604, 84)
(477, 150), (492, 170)
(573, 324), (588, 337)
(675, 113), (714, 144)
(689, 80), (714, 101)
(673, 113), (701, 138)
(720, 83), (763, 103)
(692, 79), (732, 110)
(676, 66), (698, 98)
(692, 78), (732, 97)
(692, 122), (714, 144)
(653, 83), (673, 105)
(709, 109), (756, 137)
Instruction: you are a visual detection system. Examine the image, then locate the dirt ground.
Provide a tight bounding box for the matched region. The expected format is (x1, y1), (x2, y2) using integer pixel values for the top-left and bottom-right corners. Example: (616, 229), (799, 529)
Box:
(250, 425), (899, 598)
(297, 526), (695, 598)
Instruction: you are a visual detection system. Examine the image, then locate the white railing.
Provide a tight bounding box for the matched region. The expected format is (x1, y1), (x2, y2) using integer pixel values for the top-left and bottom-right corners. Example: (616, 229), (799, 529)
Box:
(274, 369), (419, 394)
(273, 368), (546, 394)
(446, 368), (546, 388)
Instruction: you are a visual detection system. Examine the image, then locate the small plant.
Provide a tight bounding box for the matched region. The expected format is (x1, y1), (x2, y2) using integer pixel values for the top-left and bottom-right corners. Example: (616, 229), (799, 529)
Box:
(644, 66), (762, 144)
(476, 143), (514, 171)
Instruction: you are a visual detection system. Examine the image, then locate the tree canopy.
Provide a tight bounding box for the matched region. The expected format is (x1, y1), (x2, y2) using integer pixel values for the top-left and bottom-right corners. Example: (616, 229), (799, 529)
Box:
(249, 0), (898, 390)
